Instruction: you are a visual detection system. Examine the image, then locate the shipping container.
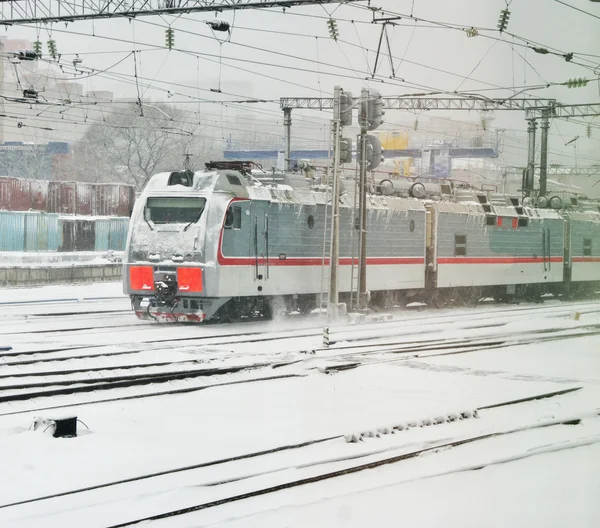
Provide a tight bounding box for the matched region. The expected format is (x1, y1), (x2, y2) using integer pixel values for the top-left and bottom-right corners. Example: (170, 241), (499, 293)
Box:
(59, 218), (96, 252)
(24, 212), (60, 251)
(0, 177), (135, 218)
(0, 210), (25, 251)
(29, 179), (49, 211)
(0, 177), (31, 212)
(94, 218), (129, 251)
(0, 210), (60, 251)
(95, 184), (121, 216)
(76, 182), (93, 215)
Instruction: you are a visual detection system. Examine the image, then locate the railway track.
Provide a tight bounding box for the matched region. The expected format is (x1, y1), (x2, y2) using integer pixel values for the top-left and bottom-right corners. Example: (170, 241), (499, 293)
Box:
(0, 387), (594, 528)
(107, 415), (599, 528)
(1, 310), (598, 414)
(2, 299), (598, 367)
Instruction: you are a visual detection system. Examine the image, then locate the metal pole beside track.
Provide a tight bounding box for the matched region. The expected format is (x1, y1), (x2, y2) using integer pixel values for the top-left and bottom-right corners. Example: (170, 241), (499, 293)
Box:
(539, 110), (550, 196)
(525, 118), (537, 198)
(327, 86), (342, 322)
(283, 108), (292, 172)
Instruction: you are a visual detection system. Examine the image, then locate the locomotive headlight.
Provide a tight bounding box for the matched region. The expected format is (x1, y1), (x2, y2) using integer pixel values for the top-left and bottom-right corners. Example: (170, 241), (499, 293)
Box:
(129, 266), (154, 291)
(177, 267), (203, 293)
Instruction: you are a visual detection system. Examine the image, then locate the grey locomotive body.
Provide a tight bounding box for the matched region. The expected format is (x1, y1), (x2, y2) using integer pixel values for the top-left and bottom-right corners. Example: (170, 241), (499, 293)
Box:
(124, 165), (600, 322)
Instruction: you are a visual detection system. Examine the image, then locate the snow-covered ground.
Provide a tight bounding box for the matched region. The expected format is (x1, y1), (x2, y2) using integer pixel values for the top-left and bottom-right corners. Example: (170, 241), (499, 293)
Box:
(0, 252), (122, 269)
(0, 283), (598, 527)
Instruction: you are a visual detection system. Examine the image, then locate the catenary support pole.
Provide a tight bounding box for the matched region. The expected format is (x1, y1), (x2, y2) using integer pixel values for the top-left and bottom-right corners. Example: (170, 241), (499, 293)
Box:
(525, 118), (537, 198)
(539, 110), (550, 196)
(283, 107), (292, 171)
(327, 86), (342, 322)
(358, 128), (368, 310)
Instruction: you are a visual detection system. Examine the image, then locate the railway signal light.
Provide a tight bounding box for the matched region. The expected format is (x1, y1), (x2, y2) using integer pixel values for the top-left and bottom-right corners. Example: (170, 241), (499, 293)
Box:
(340, 90), (353, 127)
(357, 134), (382, 171)
(359, 88), (385, 131)
(339, 137), (353, 164)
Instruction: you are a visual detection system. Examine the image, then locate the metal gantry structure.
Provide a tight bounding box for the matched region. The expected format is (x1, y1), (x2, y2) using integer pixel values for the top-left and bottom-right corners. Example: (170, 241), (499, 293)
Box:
(280, 96), (600, 198)
(280, 96), (600, 119)
(0, 0), (360, 24)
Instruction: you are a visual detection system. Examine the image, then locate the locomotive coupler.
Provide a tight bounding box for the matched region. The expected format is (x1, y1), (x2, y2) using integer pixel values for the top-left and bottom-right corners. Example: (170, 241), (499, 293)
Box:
(154, 275), (178, 308)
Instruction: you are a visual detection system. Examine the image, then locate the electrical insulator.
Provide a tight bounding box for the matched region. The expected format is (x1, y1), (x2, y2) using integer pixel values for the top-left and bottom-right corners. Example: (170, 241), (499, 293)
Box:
(414, 118), (419, 131)
(466, 27), (478, 38)
(497, 8), (510, 32)
(481, 117), (488, 131)
(15, 50), (38, 61)
(587, 124), (592, 138)
(23, 88), (38, 100)
(73, 54), (82, 67)
(327, 18), (339, 41)
(33, 41), (42, 57)
(339, 137), (353, 164)
(165, 28), (175, 50)
(566, 77), (589, 88)
(208, 20), (230, 32)
(47, 40), (58, 60)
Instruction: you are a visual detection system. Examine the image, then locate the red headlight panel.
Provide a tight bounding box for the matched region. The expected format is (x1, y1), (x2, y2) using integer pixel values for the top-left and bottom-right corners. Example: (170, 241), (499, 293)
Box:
(129, 266), (154, 291)
(177, 267), (203, 293)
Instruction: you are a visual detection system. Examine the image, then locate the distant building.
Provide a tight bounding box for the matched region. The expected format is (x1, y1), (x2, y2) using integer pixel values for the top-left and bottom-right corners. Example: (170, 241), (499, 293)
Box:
(0, 142), (72, 180)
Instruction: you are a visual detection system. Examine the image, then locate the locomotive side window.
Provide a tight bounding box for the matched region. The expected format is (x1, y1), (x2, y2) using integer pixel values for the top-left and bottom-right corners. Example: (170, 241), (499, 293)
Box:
(455, 234), (467, 257)
(226, 174), (242, 186)
(584, 238), (592, 257)
(225, 206), (242, 229)
(145, 197), (206, 224)
(307, 215), (315, 229)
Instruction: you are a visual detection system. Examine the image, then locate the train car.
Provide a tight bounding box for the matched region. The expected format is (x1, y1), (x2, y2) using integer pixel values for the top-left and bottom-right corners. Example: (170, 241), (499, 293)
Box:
(563, 206), (600, 293)
(426, 192), (565, 302)
(124, 162), (600, 322)
(124, 163), (427, 322)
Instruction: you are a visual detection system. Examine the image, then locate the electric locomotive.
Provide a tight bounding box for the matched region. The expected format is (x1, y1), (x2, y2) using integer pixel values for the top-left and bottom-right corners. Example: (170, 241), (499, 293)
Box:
(123, 161), (600, 322)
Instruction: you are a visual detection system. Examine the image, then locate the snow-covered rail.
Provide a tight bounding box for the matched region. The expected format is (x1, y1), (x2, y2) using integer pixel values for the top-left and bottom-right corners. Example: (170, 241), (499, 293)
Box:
(0, 387), (593, 528)
(106, 414), (599, 528)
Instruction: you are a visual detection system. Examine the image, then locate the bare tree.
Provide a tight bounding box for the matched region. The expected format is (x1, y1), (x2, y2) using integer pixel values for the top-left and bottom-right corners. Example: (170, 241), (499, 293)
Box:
(74, 102), (220, 190)
(0, 132), (56, 180)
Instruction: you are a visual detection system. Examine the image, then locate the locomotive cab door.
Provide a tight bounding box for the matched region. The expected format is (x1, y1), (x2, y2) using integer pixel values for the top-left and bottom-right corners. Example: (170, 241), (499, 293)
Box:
(250, 201), (270, 290)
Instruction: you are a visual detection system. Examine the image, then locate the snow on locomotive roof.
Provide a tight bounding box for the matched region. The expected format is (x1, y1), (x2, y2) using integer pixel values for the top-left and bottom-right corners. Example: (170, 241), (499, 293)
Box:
(565, 210), (600, 223)
(525, 207), (563, 219)
(433, 201), (486, 215)
(143, 168), (426, 212)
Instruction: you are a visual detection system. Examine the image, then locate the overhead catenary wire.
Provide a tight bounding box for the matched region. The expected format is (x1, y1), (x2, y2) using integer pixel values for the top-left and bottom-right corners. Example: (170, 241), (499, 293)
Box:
(11, 17), (593, 112)
(2, 2), (596, 169)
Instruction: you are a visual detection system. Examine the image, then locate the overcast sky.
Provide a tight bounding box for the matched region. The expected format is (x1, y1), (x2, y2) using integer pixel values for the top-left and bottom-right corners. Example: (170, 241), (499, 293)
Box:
(1, 0), (598, 166)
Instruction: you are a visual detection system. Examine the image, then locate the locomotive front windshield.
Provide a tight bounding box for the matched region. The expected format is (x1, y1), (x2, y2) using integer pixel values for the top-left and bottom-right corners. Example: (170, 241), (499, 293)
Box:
(145, 197), (207, 224)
